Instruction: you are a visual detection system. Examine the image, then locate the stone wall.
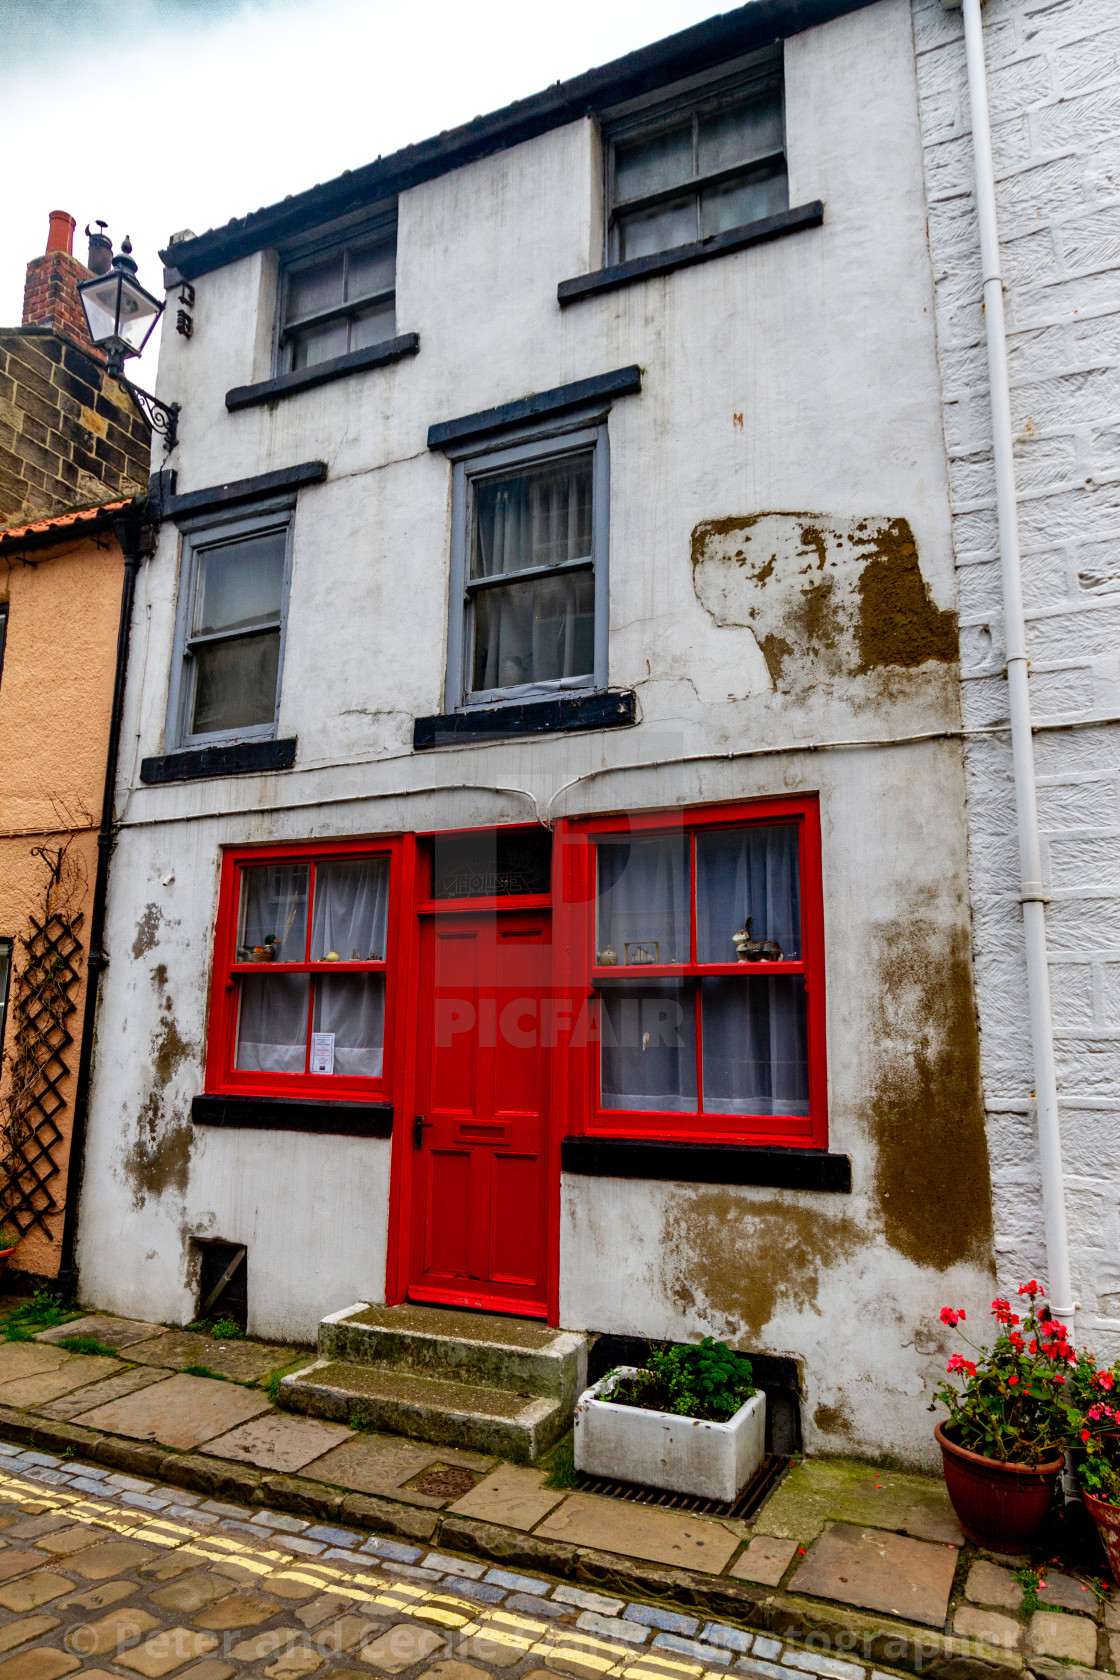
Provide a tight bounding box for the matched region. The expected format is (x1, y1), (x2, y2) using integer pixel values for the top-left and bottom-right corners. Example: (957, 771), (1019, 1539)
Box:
(912, 0), (1120, 1347)
(0, 327), (150, 524)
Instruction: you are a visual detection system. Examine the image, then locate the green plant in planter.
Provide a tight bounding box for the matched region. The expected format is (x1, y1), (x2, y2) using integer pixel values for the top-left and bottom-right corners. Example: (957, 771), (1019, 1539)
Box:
(931, 1282), (1074, 1465)
(610, 1337), (755, 1423)
(1063, 1345), (1120, 1503)
(0, 1230), (19, 1253)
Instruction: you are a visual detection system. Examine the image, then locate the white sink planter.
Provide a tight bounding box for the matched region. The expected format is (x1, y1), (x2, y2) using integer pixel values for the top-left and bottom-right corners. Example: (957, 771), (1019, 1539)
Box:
(574, 1367), (767, 1503)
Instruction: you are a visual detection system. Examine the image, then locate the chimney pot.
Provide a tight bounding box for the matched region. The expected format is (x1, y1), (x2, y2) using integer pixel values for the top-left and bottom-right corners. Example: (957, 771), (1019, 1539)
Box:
(46, 210), (76, 256)
(85, 219), (113, 276)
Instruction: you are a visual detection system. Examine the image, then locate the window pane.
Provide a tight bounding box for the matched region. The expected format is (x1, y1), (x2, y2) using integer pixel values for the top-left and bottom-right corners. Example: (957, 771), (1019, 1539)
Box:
(193, 533), (285, 639)
(698, 91), (784, 174)
(346, 240), (395, 302)
(190, 629), (280, 735)
(701, 167), (788, 237)
(696, 824), (801, 963)
(310, 858), (390, 961)
(701, 976), (809, 1115)
(600, 979), (697, 1112)
(235, 973), (309, 1073)
(312, 973), (385, 1077)
(615, 122), (693, 201)
(617, 196), (698, 262)
(472, 455), (593, 579)
(238, 863), (309, 961)
(290, 317), (349, 370)
(472, 569), (593, 692)
(286, 253), (344, 322)
(596, 833), (690, 966)
(350, 299), (396, 350)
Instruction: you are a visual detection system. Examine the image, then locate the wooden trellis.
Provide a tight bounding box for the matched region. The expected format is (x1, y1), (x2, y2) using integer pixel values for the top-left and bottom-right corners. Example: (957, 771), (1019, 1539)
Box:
(0, 846), (85, 1239)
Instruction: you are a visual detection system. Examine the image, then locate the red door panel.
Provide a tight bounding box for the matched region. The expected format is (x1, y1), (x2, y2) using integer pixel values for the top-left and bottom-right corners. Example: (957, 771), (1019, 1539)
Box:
(409, 909), (551, 1315)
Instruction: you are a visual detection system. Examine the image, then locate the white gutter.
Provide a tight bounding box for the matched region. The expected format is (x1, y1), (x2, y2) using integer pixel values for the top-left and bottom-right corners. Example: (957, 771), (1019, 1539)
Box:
(942, 0), (1075, 1328)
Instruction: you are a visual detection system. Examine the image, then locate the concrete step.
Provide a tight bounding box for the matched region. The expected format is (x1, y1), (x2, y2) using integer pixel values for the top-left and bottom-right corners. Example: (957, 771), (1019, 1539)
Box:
(278, 1356), (566, 1460)
(319, 1301), (587, 1411)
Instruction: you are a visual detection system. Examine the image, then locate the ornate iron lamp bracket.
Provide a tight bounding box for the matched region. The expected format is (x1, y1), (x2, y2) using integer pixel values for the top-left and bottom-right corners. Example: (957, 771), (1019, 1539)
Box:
(106, 349), (180, 452)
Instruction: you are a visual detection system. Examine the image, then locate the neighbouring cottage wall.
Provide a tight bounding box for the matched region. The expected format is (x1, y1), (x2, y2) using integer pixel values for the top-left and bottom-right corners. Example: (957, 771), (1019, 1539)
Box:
(0, 329), (150, 525)
(0, 533), (123, 1272)
(79, 0), (997, 1462)
(912, 0), (1120, 1346)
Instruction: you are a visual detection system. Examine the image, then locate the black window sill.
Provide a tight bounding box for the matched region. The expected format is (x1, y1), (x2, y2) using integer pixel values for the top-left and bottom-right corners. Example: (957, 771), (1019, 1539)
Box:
(414, 690), (636, 748)
(193, 1093), (392, 1138)
(226, 333), (420, 411)
(557, 202), (824, 307)
(140, 737), (297, 784)
(561, 1134), (851, 1192)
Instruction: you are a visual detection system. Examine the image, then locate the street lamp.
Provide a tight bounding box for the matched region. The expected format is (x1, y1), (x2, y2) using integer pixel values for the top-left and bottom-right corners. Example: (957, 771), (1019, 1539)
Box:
(78, 235), (180, 451)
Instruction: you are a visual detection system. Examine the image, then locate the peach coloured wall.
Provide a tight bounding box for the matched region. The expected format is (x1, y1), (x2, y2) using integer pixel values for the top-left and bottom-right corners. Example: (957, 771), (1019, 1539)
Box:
(0, 532), (123, 1275)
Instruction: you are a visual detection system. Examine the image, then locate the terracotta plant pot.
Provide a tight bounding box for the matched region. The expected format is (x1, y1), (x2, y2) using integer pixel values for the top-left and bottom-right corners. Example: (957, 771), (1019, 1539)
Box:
(935, 1421), (1064, 1552)
(0, 1241), (20, 1275)
(1083, 1488), (1120, 1583)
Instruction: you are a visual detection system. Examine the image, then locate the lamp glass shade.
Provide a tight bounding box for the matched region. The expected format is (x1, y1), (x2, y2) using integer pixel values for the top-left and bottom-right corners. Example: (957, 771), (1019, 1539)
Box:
(78, 269), (163, 358)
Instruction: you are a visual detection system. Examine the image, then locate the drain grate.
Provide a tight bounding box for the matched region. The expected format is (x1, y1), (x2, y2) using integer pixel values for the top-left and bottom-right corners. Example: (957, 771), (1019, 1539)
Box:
(406, 1464), (483, 1499)
(574, 1453), (789, 1521)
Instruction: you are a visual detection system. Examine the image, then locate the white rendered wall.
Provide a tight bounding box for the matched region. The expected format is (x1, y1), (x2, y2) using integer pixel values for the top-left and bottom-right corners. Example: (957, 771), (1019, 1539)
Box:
(912, 0), (1120, 1351)
(77, 0), (997, 1458)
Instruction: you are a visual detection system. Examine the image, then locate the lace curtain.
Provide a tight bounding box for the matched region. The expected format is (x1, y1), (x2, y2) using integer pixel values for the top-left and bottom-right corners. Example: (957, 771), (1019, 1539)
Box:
(234, 857), (388, 1076)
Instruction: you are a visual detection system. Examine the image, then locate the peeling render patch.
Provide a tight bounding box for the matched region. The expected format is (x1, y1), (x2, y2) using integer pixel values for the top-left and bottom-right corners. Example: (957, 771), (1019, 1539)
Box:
(120, 986), (195, 1210)
(657, 1189), (864, 1340)
(690, 514), (957, 692)
(870, 918), (994, 1272)
(131, 904), (162, 959)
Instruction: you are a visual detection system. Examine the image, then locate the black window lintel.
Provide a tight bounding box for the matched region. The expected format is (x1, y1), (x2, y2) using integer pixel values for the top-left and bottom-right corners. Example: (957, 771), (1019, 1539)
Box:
(165, 462), (327, 522)
(414, 690), (636, 749)
(226, 335), (420, 412)
(140, 737), (297, 784)
(558, 202), (824, 306)
(193, 1093), (392, 1139)
(428, 366), (642, 452)
(561, 1134), (851, 1192)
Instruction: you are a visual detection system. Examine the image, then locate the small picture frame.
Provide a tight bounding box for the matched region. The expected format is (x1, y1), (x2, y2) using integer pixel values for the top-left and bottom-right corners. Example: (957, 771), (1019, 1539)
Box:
(624, 941), (660, 965)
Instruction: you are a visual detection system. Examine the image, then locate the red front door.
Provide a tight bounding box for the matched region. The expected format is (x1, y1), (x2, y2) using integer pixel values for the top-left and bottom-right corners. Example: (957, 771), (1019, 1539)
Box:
(408, 907), (551, 1316)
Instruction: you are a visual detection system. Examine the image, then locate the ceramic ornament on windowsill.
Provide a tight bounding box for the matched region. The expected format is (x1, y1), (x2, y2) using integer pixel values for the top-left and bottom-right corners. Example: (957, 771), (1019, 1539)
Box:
(733, 916), (783, 962)
(596, 946), (617, 966)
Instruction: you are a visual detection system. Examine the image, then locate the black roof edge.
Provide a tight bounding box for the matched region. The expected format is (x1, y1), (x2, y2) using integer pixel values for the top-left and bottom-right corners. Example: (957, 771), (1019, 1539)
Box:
(162, 0), (877, 282)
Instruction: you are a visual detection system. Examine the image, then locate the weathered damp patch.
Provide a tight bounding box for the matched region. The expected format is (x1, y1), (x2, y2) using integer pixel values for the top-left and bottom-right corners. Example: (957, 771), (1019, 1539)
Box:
(869, 918), (994, 1272)
(657, 1190), (863, 1340)
(690, 514), (957, 692)
(120, 994), (195, 1209)
(131, 904), (162, 959)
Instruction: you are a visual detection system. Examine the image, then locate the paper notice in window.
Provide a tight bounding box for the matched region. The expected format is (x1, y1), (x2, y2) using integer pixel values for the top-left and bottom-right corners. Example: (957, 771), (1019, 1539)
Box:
(310, 1032), (335, 1076)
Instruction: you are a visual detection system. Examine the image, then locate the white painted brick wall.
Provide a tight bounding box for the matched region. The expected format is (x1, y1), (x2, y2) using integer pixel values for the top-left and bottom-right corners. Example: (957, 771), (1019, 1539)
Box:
(912, 0), (1120, 1350)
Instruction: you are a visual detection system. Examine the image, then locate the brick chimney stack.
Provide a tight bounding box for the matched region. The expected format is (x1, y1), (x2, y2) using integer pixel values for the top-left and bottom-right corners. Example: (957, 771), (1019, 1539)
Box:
(21, 210), (101, 357)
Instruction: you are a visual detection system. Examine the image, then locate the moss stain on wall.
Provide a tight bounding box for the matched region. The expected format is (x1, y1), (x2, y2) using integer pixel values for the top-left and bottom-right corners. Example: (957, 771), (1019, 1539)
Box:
(869, 917), (994, 1271)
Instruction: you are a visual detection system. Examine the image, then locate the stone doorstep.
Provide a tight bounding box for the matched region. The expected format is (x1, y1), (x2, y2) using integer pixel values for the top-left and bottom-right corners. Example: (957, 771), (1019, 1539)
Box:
(0, 1399), (1023, 1680)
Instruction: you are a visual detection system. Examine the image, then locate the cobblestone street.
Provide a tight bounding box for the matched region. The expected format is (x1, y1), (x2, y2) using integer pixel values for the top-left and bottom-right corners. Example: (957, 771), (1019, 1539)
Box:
(0, 1441), (904, 1680)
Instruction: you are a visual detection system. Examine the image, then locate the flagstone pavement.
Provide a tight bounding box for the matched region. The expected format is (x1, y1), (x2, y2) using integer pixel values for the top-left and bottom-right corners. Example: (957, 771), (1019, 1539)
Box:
(0, 1320), (1109, 1678)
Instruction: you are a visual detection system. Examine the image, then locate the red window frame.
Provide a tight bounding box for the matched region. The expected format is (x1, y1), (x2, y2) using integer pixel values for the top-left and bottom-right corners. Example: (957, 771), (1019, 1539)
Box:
(206, 836), (405, 1103)
(559, 796), (827, 1148)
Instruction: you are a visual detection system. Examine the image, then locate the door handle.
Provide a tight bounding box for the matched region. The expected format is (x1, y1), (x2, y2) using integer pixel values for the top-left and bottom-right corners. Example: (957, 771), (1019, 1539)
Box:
(413, 1115), (433, 1150)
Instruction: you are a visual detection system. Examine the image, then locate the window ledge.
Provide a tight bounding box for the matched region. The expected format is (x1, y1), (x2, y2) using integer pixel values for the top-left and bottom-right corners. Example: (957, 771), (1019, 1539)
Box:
(140, 737), (297, 784)
(226, 333), (420, 411)
(193, 1093), (392, 1138)
(414, 690), (636, 748)
(561, 1134), (850, 1191)
(557, 202), (824, 307)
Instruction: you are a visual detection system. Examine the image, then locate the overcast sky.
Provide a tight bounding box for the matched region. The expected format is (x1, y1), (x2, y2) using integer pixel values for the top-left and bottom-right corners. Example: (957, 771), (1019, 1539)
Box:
(3, 0), (724, 378)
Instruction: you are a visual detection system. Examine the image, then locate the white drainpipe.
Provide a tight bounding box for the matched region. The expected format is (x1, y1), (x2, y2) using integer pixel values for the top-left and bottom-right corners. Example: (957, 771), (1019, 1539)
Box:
(941, 0), (1075, 1328)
